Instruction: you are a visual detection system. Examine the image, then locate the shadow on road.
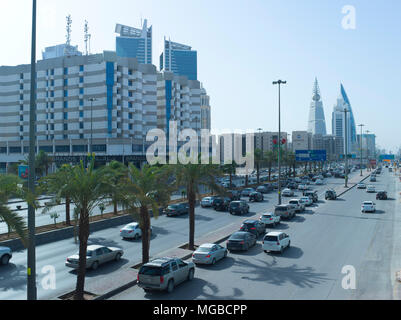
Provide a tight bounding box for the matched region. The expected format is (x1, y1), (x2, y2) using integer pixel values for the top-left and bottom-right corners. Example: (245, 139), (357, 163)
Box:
(87, 237), (121, 248)
(266, 246), (304, 259)
(195, 256), (236, 271)
(69, 258), (130, 278)
(0, 263), (27, 291)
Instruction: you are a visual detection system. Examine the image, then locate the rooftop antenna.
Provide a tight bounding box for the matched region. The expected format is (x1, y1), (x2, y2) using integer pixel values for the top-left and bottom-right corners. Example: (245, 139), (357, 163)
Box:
(84, 20), (91, 55)
(65, 14), (72, 56)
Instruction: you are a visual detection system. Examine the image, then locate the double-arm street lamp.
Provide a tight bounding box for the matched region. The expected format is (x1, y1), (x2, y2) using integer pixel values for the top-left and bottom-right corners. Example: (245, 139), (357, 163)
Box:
(358, 124), (365, 176)
(273, 80), (287, 205)
(343, 108), (349, 188)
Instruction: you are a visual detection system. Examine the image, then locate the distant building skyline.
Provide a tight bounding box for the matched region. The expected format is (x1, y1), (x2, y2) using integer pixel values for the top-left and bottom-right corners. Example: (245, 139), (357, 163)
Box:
(307, 78), (327, 136)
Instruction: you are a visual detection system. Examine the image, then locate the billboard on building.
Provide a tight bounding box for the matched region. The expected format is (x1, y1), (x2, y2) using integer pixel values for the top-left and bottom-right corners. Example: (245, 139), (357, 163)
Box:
(18, 165), (29, 179)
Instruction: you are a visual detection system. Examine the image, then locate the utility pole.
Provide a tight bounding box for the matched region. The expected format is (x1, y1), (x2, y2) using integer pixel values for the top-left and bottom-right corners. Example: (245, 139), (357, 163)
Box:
(27, 0), (37, 300)
(273, 80), (287, 205)
(358, 124), (365, 176)
(343, 108), (349, 188)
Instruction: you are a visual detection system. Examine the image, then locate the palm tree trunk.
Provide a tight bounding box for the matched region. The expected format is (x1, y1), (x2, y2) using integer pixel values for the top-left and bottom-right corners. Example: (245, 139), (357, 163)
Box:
(256, 162), (260, 185)
(74, 209), (89, 300)
(140, 206), (151, 264)
(113, 200), (118, 216)
(229, 172), (232, 189)
(65, 196), (71, 226)
(188, 185), (196, 251)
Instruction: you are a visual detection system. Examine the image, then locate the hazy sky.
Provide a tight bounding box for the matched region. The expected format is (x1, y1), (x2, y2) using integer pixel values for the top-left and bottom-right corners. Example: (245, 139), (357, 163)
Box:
(1, 0), (400, 152)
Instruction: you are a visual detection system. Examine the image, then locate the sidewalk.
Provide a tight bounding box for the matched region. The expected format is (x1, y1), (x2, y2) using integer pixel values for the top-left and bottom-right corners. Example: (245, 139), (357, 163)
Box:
(55, 170), (371, 300)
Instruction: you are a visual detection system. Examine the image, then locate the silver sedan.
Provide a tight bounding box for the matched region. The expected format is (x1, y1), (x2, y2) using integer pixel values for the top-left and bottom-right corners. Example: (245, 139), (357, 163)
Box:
(65, 245), (124, 270)
(192, 243), (228, 265)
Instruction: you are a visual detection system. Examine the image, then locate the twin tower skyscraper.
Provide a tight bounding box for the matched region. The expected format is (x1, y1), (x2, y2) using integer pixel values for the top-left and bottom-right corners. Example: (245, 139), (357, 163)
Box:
(307, 78), (357, 154)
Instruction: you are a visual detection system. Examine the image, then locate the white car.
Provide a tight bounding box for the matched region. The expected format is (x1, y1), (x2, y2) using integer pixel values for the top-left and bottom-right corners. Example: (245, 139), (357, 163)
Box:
(66, 245), (124, 270)
(282, 188), (294, 197)
(192, 243), (228, 265)
(367, 185), (376, 193)
(120, 222), (153, 240)
(201, 197), (215, 207)
(315, 179), (324, 185)
(259, 212), (281, 227)
(263, 232), (291, 254)
(289, 199), (305, 213)
(298, 184), (308, 191)
(357, 183), (366, 189)
(0, 247), (12, 265)
(361, 201), (376, 213)
(300, 196), (313, 207)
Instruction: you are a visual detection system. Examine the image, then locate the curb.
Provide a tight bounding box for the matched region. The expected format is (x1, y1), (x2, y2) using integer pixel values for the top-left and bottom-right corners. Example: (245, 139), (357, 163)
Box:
(337, 173), (371, 198)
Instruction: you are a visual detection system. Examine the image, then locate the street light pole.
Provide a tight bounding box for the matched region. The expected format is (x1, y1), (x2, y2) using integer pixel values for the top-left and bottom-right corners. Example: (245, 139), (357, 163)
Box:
(27, 0), (37, 300)
(343, 108), (349, 188)
(273, 80), (287, 205)
(358, 124), (365, 176)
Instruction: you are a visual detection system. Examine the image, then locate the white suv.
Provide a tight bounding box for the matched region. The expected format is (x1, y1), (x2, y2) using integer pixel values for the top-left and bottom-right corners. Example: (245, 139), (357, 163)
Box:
(0, 247), (12, 265)
(300, 196), (313, 207)
(289, 199), (305, 213)
(259, 212), (281, 227)
(263, 232), (291, 254)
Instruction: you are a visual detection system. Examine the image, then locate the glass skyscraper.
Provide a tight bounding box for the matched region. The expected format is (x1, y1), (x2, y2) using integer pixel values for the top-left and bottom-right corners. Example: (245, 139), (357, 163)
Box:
(307, 78), (327, 136)
(115, 20), (152, 64)
(160, 38), (197, 80)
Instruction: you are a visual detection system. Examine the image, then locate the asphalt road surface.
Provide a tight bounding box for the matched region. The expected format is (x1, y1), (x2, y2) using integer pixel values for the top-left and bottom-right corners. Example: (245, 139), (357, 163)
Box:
(0, 170), (379, 300)
(109, 169), (400, 300)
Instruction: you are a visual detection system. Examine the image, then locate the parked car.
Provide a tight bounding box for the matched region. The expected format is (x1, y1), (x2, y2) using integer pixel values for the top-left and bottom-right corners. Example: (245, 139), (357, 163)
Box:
(227, 190), (241, 201)
(192, 243), (227, 265)
(294, 177), (302, 183)
(138, 257), (195, 293)
(256, 186), (268, 194)
(65, 245), (124, 270)
(299, 196), (313, 207)
(212, 197), (231, 211)
(287, 182), (298, 190)
(165, 203), (189, 217)
(263, 232), (291, 254)
(376, 191), (388, 200)
(262, 183), (274, 192)
(201, 196), (216, 208)
(274, 204), (296, 220)
(367, 185), (376, 193)
(241, 188), (255, 197)
(0, 247), (12, 265)
(120, 222), (153, 240)
(259, 212), (281, 227)
(361, 201), (376, 213)
(226, 231), (257, 252)
(298, 184), (308, 191)
(370, 176), (377, 182)
(229, 200), (249, 215)
(239, 219), (266, 237)
(303, 190), (318, 203)
(249, 191), (264, 202)
(315, 179), (324, 185)
(357, 183), (366, 189)
(288, 199), (305, 213)
(325, 189), (337, 200)
(282, 188), (294, 197)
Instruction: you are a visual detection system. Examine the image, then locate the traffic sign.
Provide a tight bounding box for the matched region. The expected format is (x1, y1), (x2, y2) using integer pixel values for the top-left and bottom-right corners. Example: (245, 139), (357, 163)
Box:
(296, 150), (327, 162)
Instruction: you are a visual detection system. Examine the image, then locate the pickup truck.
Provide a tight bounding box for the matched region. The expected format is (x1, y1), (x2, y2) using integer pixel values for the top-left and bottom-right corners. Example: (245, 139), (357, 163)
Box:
(288, 199), (305, 213)
(0, 247), (12, 265)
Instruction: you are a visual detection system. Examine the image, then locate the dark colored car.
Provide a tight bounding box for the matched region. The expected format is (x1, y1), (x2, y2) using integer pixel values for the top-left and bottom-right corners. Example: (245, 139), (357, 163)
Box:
(249, 192), (264, 202)
(303, 190), (318, 202)
(256, 186), (268, 194)
(229, 201), (249, 215)
(376, 191), (388, 200)
(164, 203), (189, 217)
(287, 182), (298, 190)
(227, 190), (241, 201)
(226, 232), (257, 252)
(325, 190), (337, 200)
(370, 176), (377, 182)
(212, 197), (231, 211)
(262, 184), (274, 192)
(239, 219), (266, 237)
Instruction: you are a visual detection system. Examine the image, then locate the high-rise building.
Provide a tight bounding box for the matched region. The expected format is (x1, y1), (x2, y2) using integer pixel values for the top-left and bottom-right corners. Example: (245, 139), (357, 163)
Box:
(255, 131), (288, 153)
(0, 51), (158, 169)
(292, 131), (312, 152)
(332, 84), (357, 154)
(115, 20), (152, 64)
(357, 133), (376, 159)
(307, 78), (327, 136)
(200, 85), (211, 130)
(160, 38), (197, 80)
(42, 44), (82, 60)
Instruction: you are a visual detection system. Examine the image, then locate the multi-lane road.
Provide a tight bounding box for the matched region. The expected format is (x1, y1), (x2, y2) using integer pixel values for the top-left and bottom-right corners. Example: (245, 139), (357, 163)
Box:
(1, 169), (399, 300)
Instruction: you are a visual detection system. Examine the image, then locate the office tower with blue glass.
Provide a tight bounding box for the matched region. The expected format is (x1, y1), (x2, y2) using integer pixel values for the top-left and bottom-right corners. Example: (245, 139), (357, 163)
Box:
(160, 37), (197, 80)
(115, 20), (152, 64)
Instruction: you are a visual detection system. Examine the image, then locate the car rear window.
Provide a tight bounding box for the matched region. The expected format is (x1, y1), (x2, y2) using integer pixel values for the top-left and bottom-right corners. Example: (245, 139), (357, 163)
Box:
(275, 207), (287, 211)
(139, 265), (170, 276)
(168, 205), (178, 210)
(262, 214), (272, 218)
(230, 233), (245, 240)
(230, 202), (239, 207)
(264, 235), (278, 242)
(197, 247), (211, 253)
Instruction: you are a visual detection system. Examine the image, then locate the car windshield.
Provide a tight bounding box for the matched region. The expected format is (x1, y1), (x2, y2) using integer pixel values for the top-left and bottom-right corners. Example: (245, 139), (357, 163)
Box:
(168, 205), (178, 210)
(229, 233), (245, 240)
(264, 235), (278, 242)
(289, 201), (298, 204)
(230, 202), (239, 207)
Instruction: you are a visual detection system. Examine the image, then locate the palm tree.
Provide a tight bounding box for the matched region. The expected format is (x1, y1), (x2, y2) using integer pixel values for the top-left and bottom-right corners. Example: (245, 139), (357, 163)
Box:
(254, 149), (264, 185)
(122, 164), (172, 264)
(264, 151), (275, 181)
(104, 161), (128, 216)
(43, 159), (109, 300)
(35, 150), (52, 177)
(221, 161), (238, 188)
(172, 162), (223, 251)
(0, 174), (27, 244)
(40, 164), (74, 226)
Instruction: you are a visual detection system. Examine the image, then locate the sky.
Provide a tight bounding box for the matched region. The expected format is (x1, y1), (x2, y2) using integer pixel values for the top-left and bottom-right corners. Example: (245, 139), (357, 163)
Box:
(0, 0), (400, 153)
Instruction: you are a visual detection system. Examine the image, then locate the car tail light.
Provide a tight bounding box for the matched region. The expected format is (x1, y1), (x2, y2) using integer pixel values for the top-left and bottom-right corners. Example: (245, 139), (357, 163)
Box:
(160, 276), (164, 284)
(277, 242), (280, 245)
(250, 227), (256, 230)
(128, 230), (133, 234)
(137, 274), (139, 282)
(240, 241), (245, 244)
(206, 255), (211, 258)
(120, 229), (122, 232)
(270, 218), (273, 220)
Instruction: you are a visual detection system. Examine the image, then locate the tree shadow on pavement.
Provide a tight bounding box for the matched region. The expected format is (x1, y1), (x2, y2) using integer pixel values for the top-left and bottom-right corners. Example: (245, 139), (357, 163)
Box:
(0, 263), (27, 292)
(266, 246), (304, 259)
(70, 258), (130, 278)
(195, 256), (236, 271)
(232, 257), (330, 288)
(195, 215), (213, 222)
(87, 237), (121, 248)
